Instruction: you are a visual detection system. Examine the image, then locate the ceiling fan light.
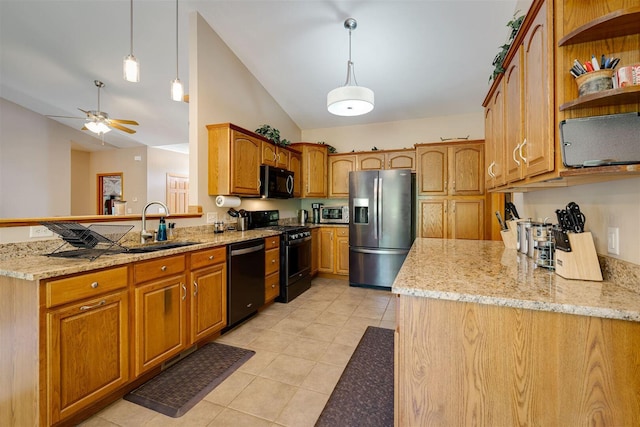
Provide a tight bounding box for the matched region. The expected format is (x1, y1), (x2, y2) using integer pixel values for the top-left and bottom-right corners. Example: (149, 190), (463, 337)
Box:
(171, 78), (184, 102)
(123, 54), (140, 82)
(327, 86), (374, 116)
(85, 121), (111, 134)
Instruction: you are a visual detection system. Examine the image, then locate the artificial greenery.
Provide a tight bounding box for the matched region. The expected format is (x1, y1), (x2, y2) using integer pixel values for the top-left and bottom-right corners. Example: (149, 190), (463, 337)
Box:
(255, 124), (290, 146)
(489, 11), (525, 83)
(317, 141), (337, 153)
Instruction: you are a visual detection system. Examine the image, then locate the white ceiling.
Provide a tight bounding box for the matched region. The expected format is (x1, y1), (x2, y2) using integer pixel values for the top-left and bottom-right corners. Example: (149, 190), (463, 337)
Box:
(0, 0), (519, 152)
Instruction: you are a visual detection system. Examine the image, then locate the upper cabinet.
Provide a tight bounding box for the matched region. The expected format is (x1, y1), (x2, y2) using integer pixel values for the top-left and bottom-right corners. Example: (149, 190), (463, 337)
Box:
(290, 143), (328, 198)
(328, 154), (357, 198)
(289, 150), (302, 198)
(357, 149), (416, 171)
(262, 142), (291, 169)
(416, 142), (484, 196)
(482, 0), (640, 191)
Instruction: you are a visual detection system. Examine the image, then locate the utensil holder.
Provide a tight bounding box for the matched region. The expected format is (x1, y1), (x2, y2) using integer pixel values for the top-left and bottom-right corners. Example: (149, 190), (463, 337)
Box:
(554, 232), (602, 281)
(500, 220), (518, 249)
(237, 217), (248, 231)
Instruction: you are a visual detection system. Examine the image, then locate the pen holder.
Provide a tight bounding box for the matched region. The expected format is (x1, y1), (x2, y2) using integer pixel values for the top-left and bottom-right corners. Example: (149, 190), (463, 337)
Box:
(554, 231), (602, 281)
(576, 69), (613, 96)
(500, 220), (518, 250)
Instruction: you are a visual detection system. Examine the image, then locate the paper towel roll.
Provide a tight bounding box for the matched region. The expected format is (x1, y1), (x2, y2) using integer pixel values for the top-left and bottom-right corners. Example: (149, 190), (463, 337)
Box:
(215, 195), (241, 208)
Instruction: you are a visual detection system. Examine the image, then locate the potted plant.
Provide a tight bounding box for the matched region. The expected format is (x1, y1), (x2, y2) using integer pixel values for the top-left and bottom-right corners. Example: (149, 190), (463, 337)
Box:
(255, 124), (291, 146)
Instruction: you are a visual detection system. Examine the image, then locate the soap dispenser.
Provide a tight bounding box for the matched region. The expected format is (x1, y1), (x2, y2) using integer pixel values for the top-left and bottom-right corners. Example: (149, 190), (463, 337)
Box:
(157, 217), (167, 241)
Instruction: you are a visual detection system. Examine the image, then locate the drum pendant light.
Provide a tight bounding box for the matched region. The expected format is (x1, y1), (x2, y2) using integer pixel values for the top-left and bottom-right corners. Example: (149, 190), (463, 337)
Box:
(327, 18), (374, 116)
(170, 0), (184, 101)
(123, 0), (140, 82)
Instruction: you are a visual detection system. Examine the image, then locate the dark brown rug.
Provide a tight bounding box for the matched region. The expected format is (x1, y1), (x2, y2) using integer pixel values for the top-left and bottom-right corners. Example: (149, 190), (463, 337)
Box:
(316, 326), (394, 427)
(124, 342), (254, 418)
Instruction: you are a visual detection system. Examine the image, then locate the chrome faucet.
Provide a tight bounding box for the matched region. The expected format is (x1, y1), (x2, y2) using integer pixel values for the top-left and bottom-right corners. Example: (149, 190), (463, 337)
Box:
(141, 201), (170, 244)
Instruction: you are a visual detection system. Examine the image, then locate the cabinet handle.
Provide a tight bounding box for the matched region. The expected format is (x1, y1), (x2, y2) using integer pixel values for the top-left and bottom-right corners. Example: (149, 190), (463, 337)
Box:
(161, 265), (167, 271)
(247, 303), (253, 308)
(193, 281), (198, 296)
(273, 152), (277, 161)
(271, 284), (276, 288)
(90, 281), (99, 289)
(181, 283), (186, 300)
(258, 178), (261, 191)
(519, 139), (527, 164)
(80, 300), (106, 311)
(512, 143), (521, 166)
(208, 255), (214, 260)
(452, 180), (456, 191)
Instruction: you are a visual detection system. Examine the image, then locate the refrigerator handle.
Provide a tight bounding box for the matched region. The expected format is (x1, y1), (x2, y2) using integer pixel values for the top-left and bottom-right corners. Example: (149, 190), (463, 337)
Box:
(378, 177), (383, 237)
(373, 177), (378, 240)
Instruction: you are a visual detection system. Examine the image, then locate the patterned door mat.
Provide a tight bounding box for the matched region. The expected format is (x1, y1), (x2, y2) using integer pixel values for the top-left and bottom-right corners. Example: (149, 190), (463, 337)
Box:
(124, 342), (254, 418)
(316, 326), (394, 427)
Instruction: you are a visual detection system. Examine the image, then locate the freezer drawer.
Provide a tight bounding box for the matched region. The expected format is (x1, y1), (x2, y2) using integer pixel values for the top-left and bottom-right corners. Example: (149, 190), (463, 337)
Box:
(349, 247), (409, 289)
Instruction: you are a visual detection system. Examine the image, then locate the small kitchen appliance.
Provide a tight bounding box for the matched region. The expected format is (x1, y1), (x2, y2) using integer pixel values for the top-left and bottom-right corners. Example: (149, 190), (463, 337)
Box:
(297, 209), (308, 225)
(319, 205), (349, 224)
(311, 203), (323, 224)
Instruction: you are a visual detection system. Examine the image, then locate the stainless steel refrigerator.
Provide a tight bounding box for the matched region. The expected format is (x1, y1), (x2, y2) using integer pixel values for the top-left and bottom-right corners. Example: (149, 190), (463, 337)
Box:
(349, 169), (415, 289)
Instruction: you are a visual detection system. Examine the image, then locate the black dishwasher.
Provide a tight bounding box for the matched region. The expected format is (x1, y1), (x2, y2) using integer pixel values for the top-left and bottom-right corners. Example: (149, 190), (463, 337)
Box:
(227, 238), (265, 329)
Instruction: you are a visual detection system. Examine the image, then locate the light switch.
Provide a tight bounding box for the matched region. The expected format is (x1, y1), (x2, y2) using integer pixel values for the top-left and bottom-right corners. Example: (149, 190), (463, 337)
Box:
(607, 227), (620, 255)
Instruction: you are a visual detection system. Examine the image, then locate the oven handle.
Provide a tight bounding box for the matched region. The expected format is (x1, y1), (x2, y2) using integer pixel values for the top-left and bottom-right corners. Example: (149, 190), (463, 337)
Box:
(286, 235), (312, 247)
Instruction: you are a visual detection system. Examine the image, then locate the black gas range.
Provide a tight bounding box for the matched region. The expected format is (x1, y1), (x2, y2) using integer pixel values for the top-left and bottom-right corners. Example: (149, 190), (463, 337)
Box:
(248, 210), (312, 303)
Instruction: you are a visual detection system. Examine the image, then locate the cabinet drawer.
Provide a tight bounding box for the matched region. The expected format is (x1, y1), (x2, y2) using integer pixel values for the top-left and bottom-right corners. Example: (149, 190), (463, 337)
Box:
(265, 272), (280, 302)
(190, 246), (226, 270)
(265, 248), (280, 276)
(264, 236), (280, 250)
(134, 255), (186, 283)
(336, 228), (349, 237)
(46, 266), (128, 308)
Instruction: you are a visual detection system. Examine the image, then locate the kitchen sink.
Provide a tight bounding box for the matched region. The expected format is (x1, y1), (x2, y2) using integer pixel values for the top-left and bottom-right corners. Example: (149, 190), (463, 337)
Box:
(125, 241), (199, 253)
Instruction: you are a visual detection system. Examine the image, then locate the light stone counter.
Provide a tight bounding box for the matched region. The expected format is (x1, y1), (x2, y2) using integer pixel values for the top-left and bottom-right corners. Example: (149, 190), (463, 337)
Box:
(0, 229), (280, 281)
(392, 238), (640, 322)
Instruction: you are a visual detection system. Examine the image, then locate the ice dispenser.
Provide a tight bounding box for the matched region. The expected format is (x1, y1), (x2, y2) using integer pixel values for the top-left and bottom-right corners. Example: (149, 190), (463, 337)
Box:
(353, 198), (369, 224)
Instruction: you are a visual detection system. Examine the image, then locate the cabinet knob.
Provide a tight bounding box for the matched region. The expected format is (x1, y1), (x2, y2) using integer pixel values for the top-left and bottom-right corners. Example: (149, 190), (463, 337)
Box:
(161, 265), (167, 271)
(272, 259), (276, 264)
(209, 255), (214, 260)
(271, 284), (276, 288)
(91, 281), (99, 289)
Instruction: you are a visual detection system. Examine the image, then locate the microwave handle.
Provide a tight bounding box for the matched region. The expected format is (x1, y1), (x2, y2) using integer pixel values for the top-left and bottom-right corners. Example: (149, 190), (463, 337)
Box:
(286, 174), (294, 195)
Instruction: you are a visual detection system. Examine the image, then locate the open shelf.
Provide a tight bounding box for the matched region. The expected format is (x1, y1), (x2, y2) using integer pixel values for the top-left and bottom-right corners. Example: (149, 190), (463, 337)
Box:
(558, 7), (640, 46)
(559, 85), (640, 111)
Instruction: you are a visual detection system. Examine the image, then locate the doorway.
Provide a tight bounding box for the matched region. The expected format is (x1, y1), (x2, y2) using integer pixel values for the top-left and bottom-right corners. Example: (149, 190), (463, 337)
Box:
(98, 173), (123, 215)
(167, 173), (189, 214)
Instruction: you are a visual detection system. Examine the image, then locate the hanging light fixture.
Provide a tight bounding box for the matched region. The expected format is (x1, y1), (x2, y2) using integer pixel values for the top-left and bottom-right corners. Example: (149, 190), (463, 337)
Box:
(170, 0), (184, 101)
(327, 18), (374, 116)
(85, 120), (111, 135)
(123, 0), (140, 82)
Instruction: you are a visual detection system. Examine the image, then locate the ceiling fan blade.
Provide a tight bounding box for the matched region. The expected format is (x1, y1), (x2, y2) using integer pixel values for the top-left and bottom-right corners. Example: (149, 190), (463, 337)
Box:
(110, 118), (139, 126)
(46, 115), (84, 120)
(78, 108), (90, 115)
(110, 122), (137, 134)
(81, 125), (88, 130)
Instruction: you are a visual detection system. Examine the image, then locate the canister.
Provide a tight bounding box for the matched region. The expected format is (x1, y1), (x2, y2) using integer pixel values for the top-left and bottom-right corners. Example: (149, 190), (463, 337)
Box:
(516, 219), (533, 254)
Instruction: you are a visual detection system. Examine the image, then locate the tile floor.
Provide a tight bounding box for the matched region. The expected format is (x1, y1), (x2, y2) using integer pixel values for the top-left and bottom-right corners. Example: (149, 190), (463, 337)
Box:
(79, 277), (396, 427)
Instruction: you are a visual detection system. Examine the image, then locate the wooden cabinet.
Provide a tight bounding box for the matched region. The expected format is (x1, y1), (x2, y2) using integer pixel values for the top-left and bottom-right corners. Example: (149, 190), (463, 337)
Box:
(44, 268), (129, 425)
(264, 236), (280, 303)
(416, 141), (487, 240)
(261, 142), (290, 169)
(318, 226), (349, 275)
(190, 246), (227, 342)
(290, 143), (328, 198)
(207, 123), (263, 196)
(357, 149), (416, 171)
(311, 228), (319, 276)
(484, 81), (506, 189)
(328, 154), (357, 198)
(289, 150), (302, 198)
(133, 254), (188, 376)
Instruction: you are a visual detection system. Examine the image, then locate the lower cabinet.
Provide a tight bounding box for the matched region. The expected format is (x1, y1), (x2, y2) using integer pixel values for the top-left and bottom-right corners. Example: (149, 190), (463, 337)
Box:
(190, 246), (227, 342)
(419, 199), (485, 240)
(318, 226), (349, 275)
(311, 228), (319, 276)
(264, 236), (280, 302)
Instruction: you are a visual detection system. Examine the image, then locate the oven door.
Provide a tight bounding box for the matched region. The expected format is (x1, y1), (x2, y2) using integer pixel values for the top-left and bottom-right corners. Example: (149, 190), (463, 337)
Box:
(285, 235), (311, 285)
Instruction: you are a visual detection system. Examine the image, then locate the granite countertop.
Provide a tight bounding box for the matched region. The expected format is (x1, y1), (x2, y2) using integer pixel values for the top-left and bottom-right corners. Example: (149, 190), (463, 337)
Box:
(392, 238), (640, 322)
(0, 229), (280, 281)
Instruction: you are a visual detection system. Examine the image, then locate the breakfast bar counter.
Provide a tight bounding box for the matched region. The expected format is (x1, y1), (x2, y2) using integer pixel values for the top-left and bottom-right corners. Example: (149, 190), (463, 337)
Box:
(392, 238), (640, 427)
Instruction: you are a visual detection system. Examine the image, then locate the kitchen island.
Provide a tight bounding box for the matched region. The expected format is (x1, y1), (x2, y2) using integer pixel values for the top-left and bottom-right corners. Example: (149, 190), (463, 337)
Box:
(392, 238), (640, 426)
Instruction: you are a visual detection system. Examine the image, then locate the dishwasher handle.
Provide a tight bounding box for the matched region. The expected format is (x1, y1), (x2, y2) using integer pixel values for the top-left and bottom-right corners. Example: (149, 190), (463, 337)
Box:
(230, 243), (265, 257)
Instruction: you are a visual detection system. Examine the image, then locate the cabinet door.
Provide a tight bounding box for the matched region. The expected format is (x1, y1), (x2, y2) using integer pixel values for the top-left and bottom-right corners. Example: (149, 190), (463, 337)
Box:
(504, 47), (525, 183)
(450, 144), (484, 196)
(417, 146), (448, 196)
(261, 142), (277, 167)
(311, 228), (319, 275)
(318, 228), (335, 273)
(276, 147), (290, 169)
(387, 151), (416, 171)
(47, 290), (129, 424)
(485, 84), (505, 189)
(191, 264), (226, 342)
(265, 272), (280, 303)
(335, 229), (350, 275)
(329, 155), (357, 198)
(231, 131), (261, 196)
(358, 153), (385, 170)
(304, 146), (328, 198)
(289, 151), (302, 198)
(522, 2), (554, 178)
(449, 200), (485, 240)
(134, 275), (187, 376)
(419, 199), (447, 239)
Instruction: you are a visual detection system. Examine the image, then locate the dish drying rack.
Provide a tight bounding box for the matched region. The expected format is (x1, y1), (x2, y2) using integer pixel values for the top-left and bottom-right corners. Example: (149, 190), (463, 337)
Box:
(41, 222), (133, 261)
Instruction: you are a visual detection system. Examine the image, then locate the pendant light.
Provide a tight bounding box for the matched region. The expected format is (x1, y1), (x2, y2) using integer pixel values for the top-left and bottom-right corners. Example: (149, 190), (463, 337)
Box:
(327, 18), (374, 116)
(123, 0), (140, 82)
(170, 0), (184, 102)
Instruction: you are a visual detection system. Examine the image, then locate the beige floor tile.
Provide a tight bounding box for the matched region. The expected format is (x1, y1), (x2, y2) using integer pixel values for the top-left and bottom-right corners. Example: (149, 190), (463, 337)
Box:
(77, 416), (120, 427)
(298, 299), (332, 312)
(236, 349), (279, 376)
(318, 341), (356, 367)
(287, 307), (323, 322)
(203, 370), (256, 406)
(299, 322), (341, 342)
(227, 377), (297, 421)
(259, 353), (316, 386)
(324, 301), (358, 317)
(352, 304), (386, 320)
(216, 324), (263, 346)
(282, 336), (331, 361)
(333, 326), (365, 347)
(342, 315), (381, 332)
(248, 329), (297, 353)
(260, 302), (297, 318)
(270, 317), (312, 335)
(300, 362), (344, 394)
(313, 310), (349, 327)
(209, 408), (272, 427)
(382, 307), (396, 322)
(275, 388), (330, 427)
(93, 399), (158, 426)
(144, 399), (224, 426)
(379, 319), (396, 329)
(247, 312), (286, 330)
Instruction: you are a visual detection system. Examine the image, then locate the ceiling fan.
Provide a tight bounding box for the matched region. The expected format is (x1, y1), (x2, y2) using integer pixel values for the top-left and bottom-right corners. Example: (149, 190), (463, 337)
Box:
(48, 80), (139, 135)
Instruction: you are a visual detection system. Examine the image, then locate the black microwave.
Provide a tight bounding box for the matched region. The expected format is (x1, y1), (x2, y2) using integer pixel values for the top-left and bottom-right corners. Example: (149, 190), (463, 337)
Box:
(260, 165), (294, 198)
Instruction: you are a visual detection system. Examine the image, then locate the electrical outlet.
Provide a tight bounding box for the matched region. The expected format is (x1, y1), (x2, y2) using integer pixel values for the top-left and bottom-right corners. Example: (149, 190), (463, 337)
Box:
(607, 227), (620, 255)
(29, 226), (54, 238)
(206, 212), (218, 224)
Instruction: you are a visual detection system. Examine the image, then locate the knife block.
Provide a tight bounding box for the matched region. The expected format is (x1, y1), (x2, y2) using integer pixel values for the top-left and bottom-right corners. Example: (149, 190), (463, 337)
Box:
(500, 220), (518, 250)
(554, 232), (602, 281)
